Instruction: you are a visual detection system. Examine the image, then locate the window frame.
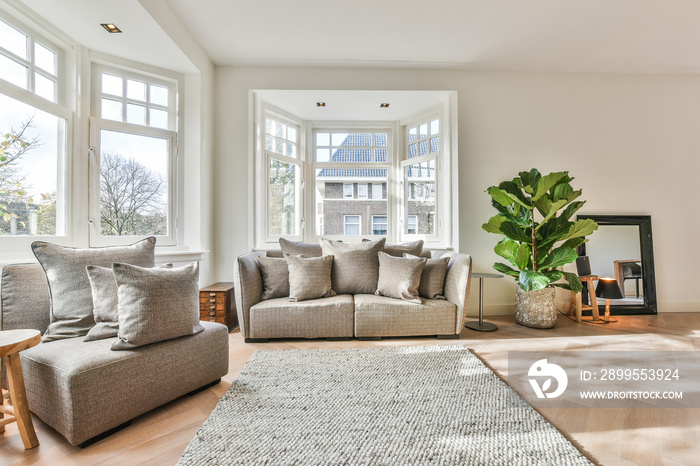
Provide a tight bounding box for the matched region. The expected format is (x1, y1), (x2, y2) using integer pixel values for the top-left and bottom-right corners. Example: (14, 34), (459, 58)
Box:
(372, 215), (388, 236)
(343, 214), (361, 236)
(0, 13), (71, 255)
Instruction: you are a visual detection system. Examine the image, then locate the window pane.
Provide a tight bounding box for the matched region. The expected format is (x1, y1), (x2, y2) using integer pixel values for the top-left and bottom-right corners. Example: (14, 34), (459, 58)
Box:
(287, 126), (297, 143)
(374, 133), (387, 147)
(149, 84), (168, 106)
(344, 215), (360, 235)
(98, 130), (169, 236)
(287, 142), (296, 158)
(265, 135), (274, 151)
(266, 118), (275, 135)
(331, 133), (349, 146)
(372, 216), (387, 236)
(358, 183), (367, 198)
(315, 168), (388, 236)
(101, 98), (122, 121)
(149, 108), (168, 129)
(419, 140), (428, 156)
(430, 137), (440, 153)
(316, 148), (330, 162)
(374, 148), (387, 163)
(407, 215), (417, 235)
(316, 132), (330, 146)
(102, 74), (122, 97)
(419, 124), (428, 139)
(408, 143), (417, 158)
(330, 148), (371, 163)
(127, 79), (146, 101)
(34, 42), (56, 75)
(408, 127), (417, 142)
(126, 103), (146, 125)
(275, 121), (285, 139)
(34, 72), (55, 101)
(0, 20), (27, 59)
(0, 54), (27, 88)
(430, 119), (440, 135)
(0, 93), (64, 235)
(405, 160), (436, 235)
(268, 159), (297, 235)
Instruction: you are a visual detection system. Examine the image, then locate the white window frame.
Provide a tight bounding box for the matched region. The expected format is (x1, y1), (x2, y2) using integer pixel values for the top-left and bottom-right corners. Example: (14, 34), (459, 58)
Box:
(0, 12), (71, 258)
(343, 183), (353, 198)
(88, 63), (179, 247)
(357, 183), (368, 199)
(254, 101), (304, 246)
(407, 215), (418, 235)
(371, 183), (383, 200)
(343, 214), (361, 236)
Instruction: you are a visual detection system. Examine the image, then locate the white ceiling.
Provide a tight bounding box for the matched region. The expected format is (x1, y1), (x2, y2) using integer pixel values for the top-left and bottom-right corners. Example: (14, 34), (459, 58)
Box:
(12, 0), (700, 75)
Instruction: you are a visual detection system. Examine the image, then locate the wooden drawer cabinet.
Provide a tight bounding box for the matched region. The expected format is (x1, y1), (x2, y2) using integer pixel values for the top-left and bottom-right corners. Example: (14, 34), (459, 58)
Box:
(199, 282), (238, 331)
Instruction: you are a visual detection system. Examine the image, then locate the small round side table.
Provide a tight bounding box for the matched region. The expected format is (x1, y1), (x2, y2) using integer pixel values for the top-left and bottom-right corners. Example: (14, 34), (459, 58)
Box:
(1, 329), (41, 449)
(465, 272), (503, 332)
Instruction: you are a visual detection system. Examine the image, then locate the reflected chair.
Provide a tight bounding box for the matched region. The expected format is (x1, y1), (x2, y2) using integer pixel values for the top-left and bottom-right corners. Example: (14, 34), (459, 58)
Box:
(571, 256), (601, 323)
(622, 262), (642, 298)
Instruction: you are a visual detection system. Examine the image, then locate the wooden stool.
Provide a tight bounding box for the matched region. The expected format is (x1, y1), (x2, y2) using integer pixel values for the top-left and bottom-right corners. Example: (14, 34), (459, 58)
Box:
(571, 275), (601, 323)
(1, 329), (41, 449)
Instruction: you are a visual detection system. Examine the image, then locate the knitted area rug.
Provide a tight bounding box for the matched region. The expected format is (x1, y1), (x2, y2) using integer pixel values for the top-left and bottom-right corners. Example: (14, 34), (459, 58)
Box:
(178, 346), (592, 465)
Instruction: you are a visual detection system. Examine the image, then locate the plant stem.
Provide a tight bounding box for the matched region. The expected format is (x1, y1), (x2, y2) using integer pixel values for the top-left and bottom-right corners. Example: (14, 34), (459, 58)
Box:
(532, 210), (537, 271)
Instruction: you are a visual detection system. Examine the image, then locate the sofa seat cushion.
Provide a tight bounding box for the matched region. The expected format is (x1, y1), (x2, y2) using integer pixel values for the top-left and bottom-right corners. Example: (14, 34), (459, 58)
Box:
(354, 294), (458, 337)
(249, 295), (354, 339)
(19, 321), (229, 446)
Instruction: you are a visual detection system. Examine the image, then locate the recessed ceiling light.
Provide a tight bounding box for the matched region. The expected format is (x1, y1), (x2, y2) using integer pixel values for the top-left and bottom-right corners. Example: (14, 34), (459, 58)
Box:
(101, 23), (122, 33)
(316, 102), (326, 107)
(380, 103), (390, 108)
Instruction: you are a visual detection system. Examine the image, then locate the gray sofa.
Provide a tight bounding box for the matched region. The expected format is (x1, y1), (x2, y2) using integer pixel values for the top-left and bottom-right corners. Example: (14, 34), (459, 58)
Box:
(234, 250), (472, 341)
(0, 263), (229, 446)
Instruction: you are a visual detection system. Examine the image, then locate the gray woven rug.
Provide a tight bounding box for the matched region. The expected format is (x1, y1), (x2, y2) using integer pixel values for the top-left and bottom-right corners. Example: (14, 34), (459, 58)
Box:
(178, 346), (592, 465)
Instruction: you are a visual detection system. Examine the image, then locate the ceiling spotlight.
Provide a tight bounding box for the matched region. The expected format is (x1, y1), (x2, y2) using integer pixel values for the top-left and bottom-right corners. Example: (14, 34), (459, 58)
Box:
(316, 102), (326, 107)
(101, 23), (122, 33)
(380, 103), (390, 108)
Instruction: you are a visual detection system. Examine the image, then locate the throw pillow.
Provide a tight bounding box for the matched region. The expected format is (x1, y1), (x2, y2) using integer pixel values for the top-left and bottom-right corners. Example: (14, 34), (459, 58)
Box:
(405, 253), (450, 299)
(111, 262), (203, 350)
(279, 238), (322, 257)
(31, 237), (156, 342)
(84, 263), (173, 342)
(286, 255), (335, 302)
(320, 238), (386, 295)
(257, 256), (290, 299)
(363, 238), (424, 257)
(376, 252), (426, 303)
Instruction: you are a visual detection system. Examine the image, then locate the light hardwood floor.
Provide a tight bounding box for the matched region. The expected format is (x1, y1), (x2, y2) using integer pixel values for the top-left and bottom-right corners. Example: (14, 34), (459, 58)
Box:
(2, 313), (699, 466)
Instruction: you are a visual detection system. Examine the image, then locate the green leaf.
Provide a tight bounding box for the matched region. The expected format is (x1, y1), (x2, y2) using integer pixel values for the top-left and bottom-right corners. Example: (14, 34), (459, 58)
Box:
(519, 169), (541, 194)
(519, 270), (550, 291)
(543, 270), (563, 282)
(493, 262), (520, 278)
(486, 186), (513, 207)
(499, 220), (531, 244)
(532, 171), (567, 202)
(535, 198), (569, 230)
(538, 216), (572, 246)
(561, 272), (583, 293)
(561, 238), (586, 250)
(562, 218), (599, 240)
(552, 182), (573, 201)
(534, 196), (551, 218)
(561, 201), (585, 221)
(514, 243), (530, 270)
(492, 200), (531, 227)
(499, 181), (532, 209)
(3, 212), (10, 222)
(494, 239), (520, 266)
(538, 246), (578, 269)
(482, 215), (506, 234)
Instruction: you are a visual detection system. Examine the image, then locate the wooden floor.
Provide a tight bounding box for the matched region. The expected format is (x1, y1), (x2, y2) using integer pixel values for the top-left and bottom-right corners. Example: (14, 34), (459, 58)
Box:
(2, 312), (700, 466)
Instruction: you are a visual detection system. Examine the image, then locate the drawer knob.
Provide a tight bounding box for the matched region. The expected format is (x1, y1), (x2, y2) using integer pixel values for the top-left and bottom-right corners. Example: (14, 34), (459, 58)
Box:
(209, 305), (216, 310)
(209, 311), (216, 316)
(209, 292), (217, 297)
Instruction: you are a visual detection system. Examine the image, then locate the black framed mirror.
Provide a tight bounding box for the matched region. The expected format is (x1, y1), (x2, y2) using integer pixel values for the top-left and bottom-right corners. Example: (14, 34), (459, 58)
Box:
(577, 215), (657, 315)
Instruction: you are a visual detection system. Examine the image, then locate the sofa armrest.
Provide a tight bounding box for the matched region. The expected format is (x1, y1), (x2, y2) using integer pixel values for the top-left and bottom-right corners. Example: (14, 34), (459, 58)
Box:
(233, 252), (265, 339)
(442, 253), (473, 334)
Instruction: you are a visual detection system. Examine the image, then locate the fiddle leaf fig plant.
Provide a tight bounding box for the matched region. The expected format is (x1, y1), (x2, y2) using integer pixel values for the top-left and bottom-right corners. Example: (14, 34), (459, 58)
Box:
(482, 169), (598, 293)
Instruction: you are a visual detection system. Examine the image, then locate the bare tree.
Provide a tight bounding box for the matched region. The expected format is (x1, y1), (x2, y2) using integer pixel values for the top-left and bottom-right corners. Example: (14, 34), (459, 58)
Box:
(100, 151), (167, 236)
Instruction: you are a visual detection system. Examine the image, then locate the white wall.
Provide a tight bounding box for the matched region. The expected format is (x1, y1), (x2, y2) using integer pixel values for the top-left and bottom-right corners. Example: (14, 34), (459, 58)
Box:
(213, 66), (700, 314)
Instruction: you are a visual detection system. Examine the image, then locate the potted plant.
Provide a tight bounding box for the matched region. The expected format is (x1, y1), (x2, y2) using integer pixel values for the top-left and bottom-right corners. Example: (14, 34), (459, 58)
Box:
(482, 169), (598, 328)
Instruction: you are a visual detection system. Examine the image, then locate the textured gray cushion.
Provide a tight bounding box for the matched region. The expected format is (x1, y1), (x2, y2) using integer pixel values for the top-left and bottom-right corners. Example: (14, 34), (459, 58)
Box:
(31, 237), (156, 342)
(406, 254), (450, 299)
(256, 256), (290, 300)
(111, 262), (203, 350)
(354, 294), (458, 338)
(279, 238), (322, 257)
(320, 238), (386, 295)
(249, 295), (354, 339)
(84, 263), (173, 342)
(286, 255), (335, 302)
(376, 252), (426, 303)
(364, 238), (424, 257)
